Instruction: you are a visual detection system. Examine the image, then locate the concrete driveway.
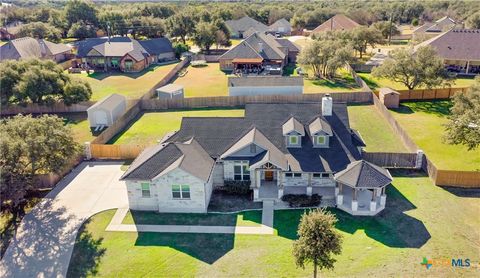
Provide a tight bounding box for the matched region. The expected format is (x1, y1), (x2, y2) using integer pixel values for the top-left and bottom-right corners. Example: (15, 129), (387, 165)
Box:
(0, 161), (128, 278)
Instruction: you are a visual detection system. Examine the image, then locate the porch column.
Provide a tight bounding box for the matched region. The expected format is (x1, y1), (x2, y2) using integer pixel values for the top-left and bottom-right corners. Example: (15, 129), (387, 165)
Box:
(466, 60), (470, 74)
(336, 183), (343, 205)
(370, 189), (377, 212)
(307, 173), (312, 196)
(351, 188), (358, 211)
(253, 170), (260, 200)
(380, 186), (387, 206)
(278, 171), (284, 199)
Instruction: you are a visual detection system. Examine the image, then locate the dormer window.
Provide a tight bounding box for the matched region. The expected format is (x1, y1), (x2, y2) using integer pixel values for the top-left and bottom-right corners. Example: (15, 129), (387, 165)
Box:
(282, 117), (305, 148)
(316, 136), (326, 145)
(289, 135), (299, 145)
(309, 117), (332, 148)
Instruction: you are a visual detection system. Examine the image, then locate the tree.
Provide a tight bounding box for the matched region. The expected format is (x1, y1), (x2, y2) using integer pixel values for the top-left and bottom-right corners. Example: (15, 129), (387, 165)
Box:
(466, 12), (480, 29)
(67, 21), (97, 39)
(372, 21), (400, 40)
(444, 76), (480, 150)
(297, 33), (353, 79)
(17, 22), (62, 42)
(192, 22), (217, 53)
(0, 115), (81, 214)
(173, 42), (190, 59)
(293, 209), (342, 278)
(166, 13), (194, 44)
(63, 79), (92, 105)
(372, 46), (451, 90)
(348, 26), (384, 58)
(65, 0), (98, 28)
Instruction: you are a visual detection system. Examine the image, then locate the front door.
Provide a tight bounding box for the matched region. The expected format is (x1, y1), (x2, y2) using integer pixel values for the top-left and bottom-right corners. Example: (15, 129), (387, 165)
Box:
(265, 171), (274, 181)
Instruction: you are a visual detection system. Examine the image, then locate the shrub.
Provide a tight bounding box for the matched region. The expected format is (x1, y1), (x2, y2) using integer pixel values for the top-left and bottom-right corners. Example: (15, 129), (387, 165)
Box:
(220, 180), (251, 195)
(281, 194), (322, 208)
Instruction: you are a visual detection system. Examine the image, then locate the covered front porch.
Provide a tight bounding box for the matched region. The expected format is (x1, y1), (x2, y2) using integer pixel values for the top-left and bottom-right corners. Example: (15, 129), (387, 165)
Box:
(336, 184), (386, 216)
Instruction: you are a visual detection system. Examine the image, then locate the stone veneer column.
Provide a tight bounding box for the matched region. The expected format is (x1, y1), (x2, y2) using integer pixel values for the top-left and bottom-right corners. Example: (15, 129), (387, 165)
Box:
(336, 183), (343, 205)
(351, 188), (358, 211)
(370, 188), (377, 211)
(380, 186), (387, 206)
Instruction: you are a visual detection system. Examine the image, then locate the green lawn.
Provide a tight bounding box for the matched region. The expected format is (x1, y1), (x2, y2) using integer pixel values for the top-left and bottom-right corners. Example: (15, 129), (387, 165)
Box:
(359, 73), (476, 90)
(390, 101), (480, 171)
(348, 104), (408, 152)
(67, 171), (480, 277)
(110, 108), (244, 145)
(72, 62), (179, 101)
(62, 113), (96, 143)
(290, 67), (363, 93)
(172, 64), (229, 97)
(123, 210), (262, 227)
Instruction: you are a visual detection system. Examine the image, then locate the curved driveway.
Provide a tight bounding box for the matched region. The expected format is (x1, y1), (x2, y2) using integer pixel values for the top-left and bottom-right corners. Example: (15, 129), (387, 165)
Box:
(0, 161), (128, 278)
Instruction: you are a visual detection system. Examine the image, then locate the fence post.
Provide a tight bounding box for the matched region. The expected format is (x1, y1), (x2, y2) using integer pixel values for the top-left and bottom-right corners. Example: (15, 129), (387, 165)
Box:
(415, 150), (424, 169)
(85, 142), (92, 160)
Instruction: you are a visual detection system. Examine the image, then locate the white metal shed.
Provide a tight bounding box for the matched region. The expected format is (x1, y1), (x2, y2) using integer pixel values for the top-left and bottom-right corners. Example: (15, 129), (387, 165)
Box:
(156, 84), (185, 99)
(87, 93), (127, 128)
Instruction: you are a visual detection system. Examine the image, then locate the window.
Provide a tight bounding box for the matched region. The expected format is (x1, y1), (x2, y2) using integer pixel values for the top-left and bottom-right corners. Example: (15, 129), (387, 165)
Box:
(293, 173), (302, 178)
(234, 161), (250, 181)
(313, 173), (321, 178)
(289, 136), (298, 145)
(141, 183), (151, 198)
(250, 144), (257, 153)
(321, 173), (330, 178)
(316, 136), (326, 145)
(285, 172), (293, 177)
(172, 185), (190, 199)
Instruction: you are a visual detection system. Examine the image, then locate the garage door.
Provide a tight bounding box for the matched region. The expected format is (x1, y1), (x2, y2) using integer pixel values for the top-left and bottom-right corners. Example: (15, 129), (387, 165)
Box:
(95, 110), (108, 126)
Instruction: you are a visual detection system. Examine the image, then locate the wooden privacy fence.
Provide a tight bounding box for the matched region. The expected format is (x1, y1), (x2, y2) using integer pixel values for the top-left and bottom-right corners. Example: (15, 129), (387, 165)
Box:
(373, 87), (469, 101)
(346, 63), (372, 91)
(362, 152), (418, 168)
(1, 101), (95, 116)
(422, 156), (480, 187)
(34, 154), (84, 189)
(142, 58), (191, 100)
(90, 144), (145, 159)
(141, 91), (373, 110)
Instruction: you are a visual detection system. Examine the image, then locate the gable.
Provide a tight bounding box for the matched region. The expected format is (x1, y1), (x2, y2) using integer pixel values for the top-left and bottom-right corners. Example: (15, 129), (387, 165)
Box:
(219, 41), (263, 60)
(227, 143), (266, 157)
(87, 48), (103, 57)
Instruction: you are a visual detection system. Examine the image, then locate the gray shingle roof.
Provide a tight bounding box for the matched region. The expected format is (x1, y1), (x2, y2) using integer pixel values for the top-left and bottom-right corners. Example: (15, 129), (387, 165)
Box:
(219, 32), (286, 61)
(334, 160), (393, 188)
(309, 117), (333, 136)
(269, 18), (291, 30)
(0, 37), (70, 61)
(138, 37), (174, 55)
(275, 38), (300, 52)
(225, 16), (269, 34)
(282, 117), (305, 136)
(228, 76), (304, 87)
(312, 14), (360, 34)
(414, 29), (480, 61)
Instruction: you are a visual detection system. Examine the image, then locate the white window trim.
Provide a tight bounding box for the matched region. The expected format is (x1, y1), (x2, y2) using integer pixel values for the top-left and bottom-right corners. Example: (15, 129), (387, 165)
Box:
(289, 135), (299, 145)
(316, 135), (326, 145)
(233, 160), (250, 181)
(172, 184), (191, 200)
(141, 182), (151, 198)
(285, 172), (302, 178)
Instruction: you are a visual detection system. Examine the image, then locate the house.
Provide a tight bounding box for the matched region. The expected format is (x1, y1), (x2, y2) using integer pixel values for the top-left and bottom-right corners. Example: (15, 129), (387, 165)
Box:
(87, 93), (127, 129)
(0, 21), (23, 40)
(268, 18), (292, 36)
(228, 76), (303, 96)
(0, 37), (72, 62)
(121, 97), (393, 216)
(311, 14), (360, 36)
(218, 32), (299, 73)
(156, 84), (185, 99)
(225, 16), (269, 39)
(414, 29), (480, 75)
(412, 16), (463, 40)
(75, 37), (175, 72)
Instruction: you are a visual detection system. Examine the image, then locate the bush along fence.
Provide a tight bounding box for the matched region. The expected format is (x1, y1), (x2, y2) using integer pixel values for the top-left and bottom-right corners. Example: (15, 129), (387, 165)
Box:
(373, 87), (469, 102)
(371, 92), (480, 187)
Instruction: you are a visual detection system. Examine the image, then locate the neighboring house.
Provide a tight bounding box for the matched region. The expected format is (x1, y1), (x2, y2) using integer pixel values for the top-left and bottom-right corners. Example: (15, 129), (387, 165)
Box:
(412, 16), (463, 40)
(218, 32), (299, 73)
(225, 16), (269, 39)
(414, 29), (480, 75)
(75, 37), (175, 72)
(87, 93), (127, 129)
(311, 14), (360, 36)
(268, 18), (292, 36)
(121, 97), (393, 216)
(0, 21), (23, 40)
(228, 76), (303, 96)
(0, 37), (72, 62)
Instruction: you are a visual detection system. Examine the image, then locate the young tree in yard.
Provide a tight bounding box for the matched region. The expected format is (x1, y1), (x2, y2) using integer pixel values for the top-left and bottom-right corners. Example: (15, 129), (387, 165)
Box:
(166, 13), (194, 44)
(63, 79), (92, 105)
(193, 22), (217, 53)
(348, 26), (384, 58)
(293, 209), (342, 278)
(372, 46), (451, 90)
(297, 35), (353, 79)
(445, 77), (480, 150)
(466, 12), (480, 29)
(372, 21), (400, 40)
(0, 115), (81, 215)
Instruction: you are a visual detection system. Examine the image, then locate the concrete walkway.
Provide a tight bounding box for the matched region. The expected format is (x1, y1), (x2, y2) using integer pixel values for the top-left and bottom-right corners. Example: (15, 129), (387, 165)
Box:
(0, 162), (128, 278)
(261, 200), (274, 227)
(105, 207), (275, 235)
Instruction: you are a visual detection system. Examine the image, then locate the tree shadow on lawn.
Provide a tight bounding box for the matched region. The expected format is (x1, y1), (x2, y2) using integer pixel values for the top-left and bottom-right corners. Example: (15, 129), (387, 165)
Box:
(135, 232), (234, 264)
(359, 75), (380, 89)
(309, 76), (359, 89)
(391, 100), (452, 117)
(85, 62), (176, 81)
(274, 185), (430, 249)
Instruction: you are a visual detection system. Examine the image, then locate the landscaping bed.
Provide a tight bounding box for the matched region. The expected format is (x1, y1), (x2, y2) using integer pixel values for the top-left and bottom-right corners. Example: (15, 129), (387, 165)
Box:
(67, 170), (480, 277)
(109, 108), (244, 146)
(347, 104), (408, 153)
(390, 100), (480, 170)
(208, 190), (262, 212)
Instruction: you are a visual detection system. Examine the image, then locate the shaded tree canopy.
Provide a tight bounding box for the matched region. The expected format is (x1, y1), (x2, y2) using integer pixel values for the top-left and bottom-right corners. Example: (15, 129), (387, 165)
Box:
(445, 77), (480, 150)
(17, 22), (62, 42)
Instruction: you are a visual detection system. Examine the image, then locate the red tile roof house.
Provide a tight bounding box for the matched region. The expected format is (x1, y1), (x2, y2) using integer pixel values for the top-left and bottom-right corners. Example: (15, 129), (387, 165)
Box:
(310, 14), (360, 36)
(121, 97), (393, 216)
(414, 29), (480, 75)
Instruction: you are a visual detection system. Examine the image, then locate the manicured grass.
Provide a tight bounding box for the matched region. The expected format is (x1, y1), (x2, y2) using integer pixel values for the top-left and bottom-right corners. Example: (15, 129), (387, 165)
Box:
(289, 67), (363, 93)
(347, 104), (408, 152)
(122, 210), (262, 227)
(359, 72), (476, 90)
(110, 108), (244, 145)
(62, 113), (96, 143)
(67, 171), (480, 277)
(172, 64), (229, 97)
(72, 62), (179, 101)
(390, 100), (480, 170)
